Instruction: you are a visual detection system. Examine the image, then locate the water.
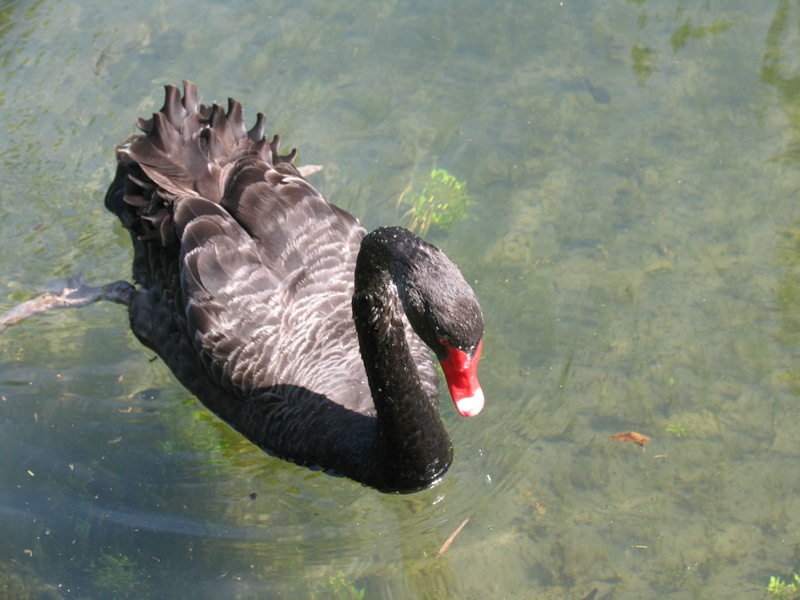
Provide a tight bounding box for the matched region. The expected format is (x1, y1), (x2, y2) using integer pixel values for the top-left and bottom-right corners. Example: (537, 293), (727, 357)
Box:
(1, 1), (798, 598)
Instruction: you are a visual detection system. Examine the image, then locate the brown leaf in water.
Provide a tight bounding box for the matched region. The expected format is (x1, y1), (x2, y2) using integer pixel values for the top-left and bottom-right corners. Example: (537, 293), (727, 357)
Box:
(608, 431), (650, 450)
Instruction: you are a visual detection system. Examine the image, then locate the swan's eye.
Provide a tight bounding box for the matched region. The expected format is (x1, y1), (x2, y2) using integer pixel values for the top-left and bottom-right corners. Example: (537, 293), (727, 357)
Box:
(433, 336), (450, 360)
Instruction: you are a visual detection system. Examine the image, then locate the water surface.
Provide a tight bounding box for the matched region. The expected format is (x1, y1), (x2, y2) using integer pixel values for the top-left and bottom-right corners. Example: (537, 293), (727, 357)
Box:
(1, 1), (798, 598)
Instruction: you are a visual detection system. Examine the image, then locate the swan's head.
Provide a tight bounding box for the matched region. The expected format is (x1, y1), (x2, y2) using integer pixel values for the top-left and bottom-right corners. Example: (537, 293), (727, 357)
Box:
(396, 233), (485, 417)
(361, 226), (486, 416)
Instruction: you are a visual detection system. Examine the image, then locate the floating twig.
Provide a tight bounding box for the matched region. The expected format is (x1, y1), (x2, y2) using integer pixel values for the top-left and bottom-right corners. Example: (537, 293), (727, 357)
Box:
(436, 517), (470, 558)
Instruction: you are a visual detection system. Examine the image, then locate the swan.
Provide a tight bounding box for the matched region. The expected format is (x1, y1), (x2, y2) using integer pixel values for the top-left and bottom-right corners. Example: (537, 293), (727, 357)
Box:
(101, 81), (485, 493)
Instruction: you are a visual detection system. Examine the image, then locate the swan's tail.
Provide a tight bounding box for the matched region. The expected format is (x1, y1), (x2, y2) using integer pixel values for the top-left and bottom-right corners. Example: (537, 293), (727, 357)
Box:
(104, 80), (304, 247)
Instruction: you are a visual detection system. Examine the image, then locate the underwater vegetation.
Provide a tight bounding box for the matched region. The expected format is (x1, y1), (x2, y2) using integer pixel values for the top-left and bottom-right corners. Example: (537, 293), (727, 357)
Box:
(88, 553), (142, 599)
(398, 167), (473, 236)
(768, 573), (800, 599)
(0, 561), (61, 600)
(665, 423), (691, 438)
(313, 574), (365, 599)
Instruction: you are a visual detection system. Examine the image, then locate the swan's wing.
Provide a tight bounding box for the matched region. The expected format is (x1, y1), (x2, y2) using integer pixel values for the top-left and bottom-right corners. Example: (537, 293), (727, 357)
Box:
(111, 81), (431, 411)
(172, 162), (372, 409)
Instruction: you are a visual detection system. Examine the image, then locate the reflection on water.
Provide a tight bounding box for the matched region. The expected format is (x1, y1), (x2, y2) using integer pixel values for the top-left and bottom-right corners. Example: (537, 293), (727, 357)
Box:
(1, 0), (799, 598)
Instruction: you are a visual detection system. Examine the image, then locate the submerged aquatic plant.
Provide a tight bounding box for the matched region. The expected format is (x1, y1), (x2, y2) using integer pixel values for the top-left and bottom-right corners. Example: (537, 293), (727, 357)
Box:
(665, 423), (691, 438)
(89, 553), (141, 599)
(399, 167), (473, 236)
(768, 573), (800, 599)
(315, 573), (365, 599)
(0, 561), (61, 600)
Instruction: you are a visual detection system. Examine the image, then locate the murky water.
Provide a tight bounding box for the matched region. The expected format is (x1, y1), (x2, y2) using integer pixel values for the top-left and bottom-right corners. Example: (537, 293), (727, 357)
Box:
(1, 1), (799, 598)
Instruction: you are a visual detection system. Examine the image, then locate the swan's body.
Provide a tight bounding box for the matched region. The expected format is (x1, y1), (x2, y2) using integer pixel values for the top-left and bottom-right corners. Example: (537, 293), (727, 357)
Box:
(104, 81), (484, 492)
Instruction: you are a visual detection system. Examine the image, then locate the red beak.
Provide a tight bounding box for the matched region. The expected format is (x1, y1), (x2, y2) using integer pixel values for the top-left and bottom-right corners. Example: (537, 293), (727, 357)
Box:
(439, 340), (484, 417)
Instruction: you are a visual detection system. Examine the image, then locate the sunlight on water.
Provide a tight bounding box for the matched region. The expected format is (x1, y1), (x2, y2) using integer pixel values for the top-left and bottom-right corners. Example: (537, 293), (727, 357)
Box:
(1, 0), (800, 598)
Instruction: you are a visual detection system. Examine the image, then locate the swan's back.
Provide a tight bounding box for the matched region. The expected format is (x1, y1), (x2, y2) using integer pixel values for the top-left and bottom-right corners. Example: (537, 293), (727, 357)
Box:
(105, 81), (437, 420)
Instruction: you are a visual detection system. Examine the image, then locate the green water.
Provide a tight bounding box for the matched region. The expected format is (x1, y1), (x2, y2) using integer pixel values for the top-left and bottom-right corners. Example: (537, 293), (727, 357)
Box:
(1, 1), (799, 598)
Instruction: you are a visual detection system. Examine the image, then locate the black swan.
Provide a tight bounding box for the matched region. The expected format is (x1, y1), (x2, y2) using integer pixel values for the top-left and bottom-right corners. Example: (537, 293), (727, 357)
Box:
(100, 81), (485, 493)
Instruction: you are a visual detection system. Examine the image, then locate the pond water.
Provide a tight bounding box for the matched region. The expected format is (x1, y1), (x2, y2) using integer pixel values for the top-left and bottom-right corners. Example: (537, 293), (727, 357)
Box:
(1, 1), (799, 598)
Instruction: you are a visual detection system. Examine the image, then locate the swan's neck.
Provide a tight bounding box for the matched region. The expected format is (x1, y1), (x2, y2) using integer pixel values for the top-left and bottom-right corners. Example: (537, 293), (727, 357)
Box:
(353, 233), (453, 492)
